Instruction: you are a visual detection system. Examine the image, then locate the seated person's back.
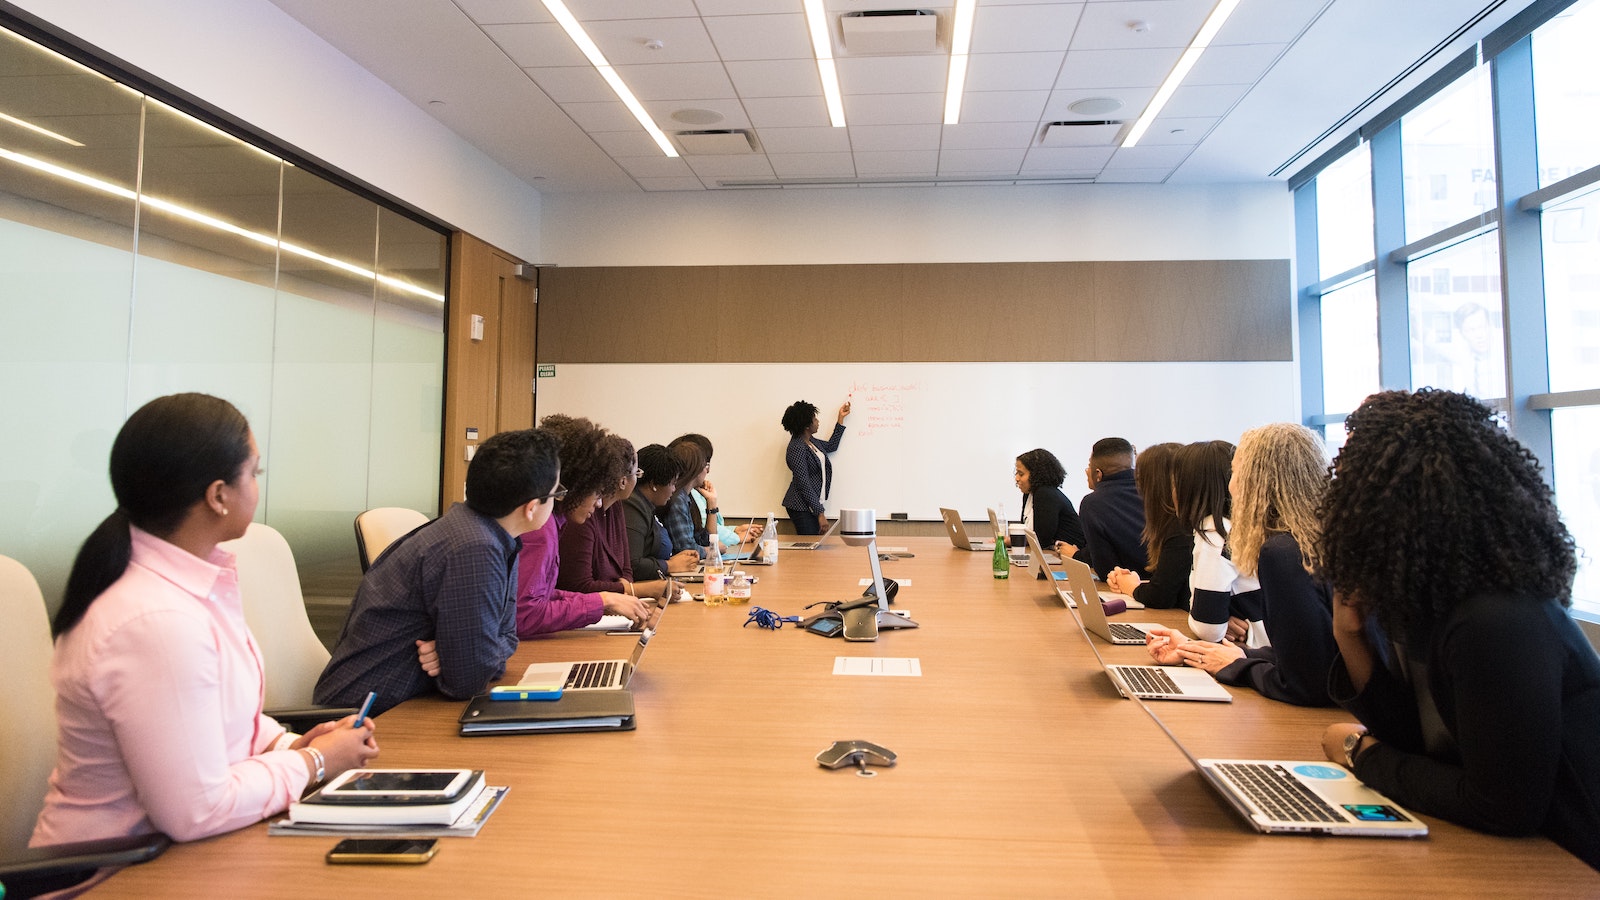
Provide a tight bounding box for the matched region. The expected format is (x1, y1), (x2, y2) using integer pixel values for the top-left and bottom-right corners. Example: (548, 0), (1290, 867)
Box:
(315, 428), (560, 716)
(1077, 437), (1148, 579)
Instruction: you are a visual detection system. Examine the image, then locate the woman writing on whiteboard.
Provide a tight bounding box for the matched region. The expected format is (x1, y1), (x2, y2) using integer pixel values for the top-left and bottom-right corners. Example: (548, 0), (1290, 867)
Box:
(780, 398), (850, 535)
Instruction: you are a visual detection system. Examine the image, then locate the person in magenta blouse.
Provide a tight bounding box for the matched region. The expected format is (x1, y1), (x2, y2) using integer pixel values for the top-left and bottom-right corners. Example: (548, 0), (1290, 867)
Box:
(31, 394), (379, 870)
(557, 434), (675, 602)
(515, 416), (654, 637)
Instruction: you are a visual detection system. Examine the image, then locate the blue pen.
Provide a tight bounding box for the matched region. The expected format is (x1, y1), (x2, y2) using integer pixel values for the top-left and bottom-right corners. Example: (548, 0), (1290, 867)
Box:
(354, 691), (377, 728)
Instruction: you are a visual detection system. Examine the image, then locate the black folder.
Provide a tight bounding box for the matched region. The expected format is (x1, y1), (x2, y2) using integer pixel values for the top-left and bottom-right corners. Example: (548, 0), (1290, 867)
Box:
(458, 689), (636, 735)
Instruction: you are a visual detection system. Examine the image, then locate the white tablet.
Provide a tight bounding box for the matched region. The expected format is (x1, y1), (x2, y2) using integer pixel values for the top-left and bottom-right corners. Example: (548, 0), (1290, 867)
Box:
(317, 768), (474, 803)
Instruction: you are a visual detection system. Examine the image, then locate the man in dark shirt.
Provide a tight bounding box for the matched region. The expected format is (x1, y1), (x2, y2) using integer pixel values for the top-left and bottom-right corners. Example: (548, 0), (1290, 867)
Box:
(1077, 437), (1149, 580)
(315, 428), (562, 716)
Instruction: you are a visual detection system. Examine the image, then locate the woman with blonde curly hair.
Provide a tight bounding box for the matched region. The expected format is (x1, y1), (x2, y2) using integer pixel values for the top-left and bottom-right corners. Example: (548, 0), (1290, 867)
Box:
(1145, 423), (1337, 706)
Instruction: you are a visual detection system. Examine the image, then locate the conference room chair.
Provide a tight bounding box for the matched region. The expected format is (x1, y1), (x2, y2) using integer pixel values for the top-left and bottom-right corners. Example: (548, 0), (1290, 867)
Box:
(0, 555), (170, 897)
(354, 507), (428, 572)
(220, 523), (354, 731)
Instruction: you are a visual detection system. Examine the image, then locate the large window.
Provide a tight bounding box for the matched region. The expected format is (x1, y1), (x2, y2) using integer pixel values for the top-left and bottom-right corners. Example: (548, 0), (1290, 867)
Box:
(1316, 144), (1374, 278)
(1320, 276), (1380, 415)
(0, 23), (447, 607)
(1540, 190), (1600, 393)
(1401, 65), (1496, 241)
(1406, 234), (1506, 401)
(1533, 0), (1600, 186)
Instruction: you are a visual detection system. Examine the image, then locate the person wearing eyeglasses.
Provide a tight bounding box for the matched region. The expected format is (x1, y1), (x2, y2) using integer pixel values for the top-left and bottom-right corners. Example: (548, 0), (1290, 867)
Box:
(514, 415), (654, 636)
(314, 427), (561, 716)
(559, 435), (676, 603)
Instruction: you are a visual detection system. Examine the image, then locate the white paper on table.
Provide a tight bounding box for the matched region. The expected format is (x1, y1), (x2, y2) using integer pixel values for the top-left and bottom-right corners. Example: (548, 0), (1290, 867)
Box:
(833, 657), (922, 677)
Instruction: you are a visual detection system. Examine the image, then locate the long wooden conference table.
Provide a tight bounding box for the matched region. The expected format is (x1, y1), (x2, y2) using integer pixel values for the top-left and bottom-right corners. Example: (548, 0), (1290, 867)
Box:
(98, 536), (1598, 896)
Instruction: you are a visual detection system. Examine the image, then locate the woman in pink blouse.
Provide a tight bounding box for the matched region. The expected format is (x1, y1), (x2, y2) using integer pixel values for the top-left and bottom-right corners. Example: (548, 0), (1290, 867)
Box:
(31, 394), (378, 863)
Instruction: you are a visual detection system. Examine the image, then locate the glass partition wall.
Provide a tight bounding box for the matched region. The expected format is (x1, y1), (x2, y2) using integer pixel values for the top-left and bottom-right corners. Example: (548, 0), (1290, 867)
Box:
(0, 22), (446, 611)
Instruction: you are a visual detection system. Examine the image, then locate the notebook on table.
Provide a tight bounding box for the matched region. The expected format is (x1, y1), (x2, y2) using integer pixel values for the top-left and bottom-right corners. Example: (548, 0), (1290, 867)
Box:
(779, 519), (838, 551)
(1134, 700), (1427, 837)
(939, 508), (994, 551)
(458, 689), (636, 735)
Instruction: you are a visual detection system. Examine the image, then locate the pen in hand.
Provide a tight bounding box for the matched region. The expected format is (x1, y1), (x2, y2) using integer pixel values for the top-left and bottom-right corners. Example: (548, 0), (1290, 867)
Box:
(354, 691), (377, 728)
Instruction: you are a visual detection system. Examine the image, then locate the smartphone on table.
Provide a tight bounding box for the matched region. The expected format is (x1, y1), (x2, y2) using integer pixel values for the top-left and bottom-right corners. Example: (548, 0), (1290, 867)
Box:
(326, 838), (439, 864)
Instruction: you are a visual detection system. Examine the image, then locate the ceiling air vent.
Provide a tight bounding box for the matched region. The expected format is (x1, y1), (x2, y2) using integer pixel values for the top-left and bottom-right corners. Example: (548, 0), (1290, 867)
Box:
(840, 10), (939, 55)
(1040, 120), (1126, 148)
(674, 130), (758, 155)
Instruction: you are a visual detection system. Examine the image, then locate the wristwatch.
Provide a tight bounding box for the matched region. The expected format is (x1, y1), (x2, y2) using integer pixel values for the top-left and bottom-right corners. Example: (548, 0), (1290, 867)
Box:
(1342, 729), (1369, 770)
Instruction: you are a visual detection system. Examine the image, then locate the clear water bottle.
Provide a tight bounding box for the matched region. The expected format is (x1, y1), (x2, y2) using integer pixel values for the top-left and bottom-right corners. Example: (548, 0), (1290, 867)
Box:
(703, 537), (726, 605)
(992, 504), (1010, 580)
(727, 570), (752, 605)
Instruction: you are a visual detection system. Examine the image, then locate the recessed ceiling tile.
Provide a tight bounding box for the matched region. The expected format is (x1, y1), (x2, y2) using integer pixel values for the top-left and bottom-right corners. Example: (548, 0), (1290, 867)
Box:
(844, 92), (943, 126)
(847, 123), (943, 152)
(854, 150), (940, 177)
(742, 95), (832, 128)
(836, 56), (950, 95)
(685, 154), (777, 178)
(526, 66), (614, 103)
(956, 90), (1049, 123)
(1021, 145), (1116, 172)
(589, 130), (666, 157)
(964, 51), (1065, 92)
(769, 152), (858, 177)
(484, 22), (589, 68)
(694, 0), (796, 15)
(637, 176), (708, 191)
(457, 0), (553, 26)
(1095, 167), (1172, 183)
(726, 59), (824, 98)
(587, 17), (719, 65)
(939, 148), (1026, 174)
(614, 154), (695, 177)
(1071, 1), (1214, 51)
(1057, 48), (1178, 88)
(1160, 82), (1249, 118)
(560, 99), (647, 131)
(613, 62), (737, 100)
(1187, 42), (1286, 86)
(1212, 0), (1329, 45)
(941, 121), (1038, 150)
(1136, 115), (1217, 145)
(645, 98), (750, 128)
(705, 14), (813, 60)
(563, 0), (699, 22)
(756, 126), (852, 154)
(1104, 143), (1192, 168)
(970, 4), (1086, 53)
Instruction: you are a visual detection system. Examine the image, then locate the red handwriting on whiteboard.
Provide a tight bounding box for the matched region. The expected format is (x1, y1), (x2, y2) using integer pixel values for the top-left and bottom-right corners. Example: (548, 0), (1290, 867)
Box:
(848, 380), (920, 437)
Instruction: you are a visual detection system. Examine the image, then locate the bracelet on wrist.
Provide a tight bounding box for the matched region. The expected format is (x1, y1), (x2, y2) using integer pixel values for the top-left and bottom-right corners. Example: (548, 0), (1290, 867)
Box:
(303, 746), (326, 785)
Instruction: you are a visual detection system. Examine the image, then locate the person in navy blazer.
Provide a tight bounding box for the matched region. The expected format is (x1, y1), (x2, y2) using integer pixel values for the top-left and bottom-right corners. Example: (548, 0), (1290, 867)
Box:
(780, 398), (850, 535)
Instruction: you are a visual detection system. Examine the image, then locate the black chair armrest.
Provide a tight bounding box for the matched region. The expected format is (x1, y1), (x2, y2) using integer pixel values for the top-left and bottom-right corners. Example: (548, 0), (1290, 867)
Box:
(267, 706), (359, 733)
(0, 832), (170, 899)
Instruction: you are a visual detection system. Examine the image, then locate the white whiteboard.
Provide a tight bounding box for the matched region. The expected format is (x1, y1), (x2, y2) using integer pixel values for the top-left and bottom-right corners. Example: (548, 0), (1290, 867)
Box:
(535, 362), (1297, 521)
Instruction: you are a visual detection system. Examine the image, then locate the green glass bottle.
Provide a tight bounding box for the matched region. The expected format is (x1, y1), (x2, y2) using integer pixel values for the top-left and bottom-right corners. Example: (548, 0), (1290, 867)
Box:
(992, 506), (1010, 580)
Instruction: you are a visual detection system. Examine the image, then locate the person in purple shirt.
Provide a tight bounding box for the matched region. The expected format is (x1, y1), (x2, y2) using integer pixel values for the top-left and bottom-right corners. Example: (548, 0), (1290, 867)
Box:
(515, 415), (652, 637)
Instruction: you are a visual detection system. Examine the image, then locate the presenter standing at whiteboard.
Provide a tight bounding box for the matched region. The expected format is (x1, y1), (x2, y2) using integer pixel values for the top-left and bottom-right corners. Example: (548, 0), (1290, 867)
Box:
(780, 398), (851, 535)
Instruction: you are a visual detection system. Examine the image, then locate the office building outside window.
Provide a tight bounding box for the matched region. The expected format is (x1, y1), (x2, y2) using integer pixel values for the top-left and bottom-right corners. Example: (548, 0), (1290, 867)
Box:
(1407, 234), (1506, 401)
(1533, 0), (1600, 187)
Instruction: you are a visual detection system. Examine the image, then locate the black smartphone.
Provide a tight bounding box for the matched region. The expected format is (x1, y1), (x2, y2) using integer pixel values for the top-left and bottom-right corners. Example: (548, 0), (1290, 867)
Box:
(326, 838), (439, 864)
(805, 616), (843, 637)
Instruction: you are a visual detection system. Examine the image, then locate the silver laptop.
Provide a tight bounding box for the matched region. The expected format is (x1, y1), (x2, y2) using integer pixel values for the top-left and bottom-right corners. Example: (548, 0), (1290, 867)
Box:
(939, 508), (994, 551)
(779, 519), (838, 551)
(517, 606), (663, 692)
(1066, 594), (1231, 702)
(1135, 701), (1427, 837)
(726, 512), (777, 564)
(1058, 555), (1162, 645)
(1021, 529), (1064, 583)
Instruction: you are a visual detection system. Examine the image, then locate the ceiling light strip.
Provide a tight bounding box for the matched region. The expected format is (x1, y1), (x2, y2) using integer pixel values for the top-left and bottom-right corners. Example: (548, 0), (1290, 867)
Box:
(1122, 0), (1242, 147)
(803, 0), (846, 127)
(944, 0), (978, 124)
(0, 145), (445, 302)
(0, 110), (85, 146)
(541, 0), (679, 156)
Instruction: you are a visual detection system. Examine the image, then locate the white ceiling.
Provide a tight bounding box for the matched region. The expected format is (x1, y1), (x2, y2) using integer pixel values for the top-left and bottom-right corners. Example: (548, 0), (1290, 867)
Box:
(266, 0), (1533, 194)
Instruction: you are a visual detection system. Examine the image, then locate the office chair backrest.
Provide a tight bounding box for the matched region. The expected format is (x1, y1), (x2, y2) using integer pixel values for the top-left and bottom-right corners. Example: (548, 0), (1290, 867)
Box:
(0, 555), (57, 854)
(354, 507), (428, 572)
(220, 523), (328, 709)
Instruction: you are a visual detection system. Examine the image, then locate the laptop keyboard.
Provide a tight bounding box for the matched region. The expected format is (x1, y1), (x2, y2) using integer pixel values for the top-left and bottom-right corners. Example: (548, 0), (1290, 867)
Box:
(1214, 763), (1342, 823)
(566, 660), (621, 689)
(1108, 623), (1147, 642)
(1115, 665), (1182, 695)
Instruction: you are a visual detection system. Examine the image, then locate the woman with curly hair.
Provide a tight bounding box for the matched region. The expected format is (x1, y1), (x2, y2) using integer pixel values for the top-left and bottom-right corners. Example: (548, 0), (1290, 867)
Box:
(514, 415), (653, 636)
(1317, 389), (1599, 870)
(1107, 442), (1190, 609)
(780, 398), (851, 535)
(1014, 448), (1087, 553)
(1145, 424), (1336, 706)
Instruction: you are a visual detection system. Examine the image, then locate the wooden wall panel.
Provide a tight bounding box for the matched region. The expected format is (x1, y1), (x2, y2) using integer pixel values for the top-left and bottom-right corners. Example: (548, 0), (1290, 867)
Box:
(536, 259), (1289, 365)
(443, 233), (529, 505)
(499, 267), (537, 431)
